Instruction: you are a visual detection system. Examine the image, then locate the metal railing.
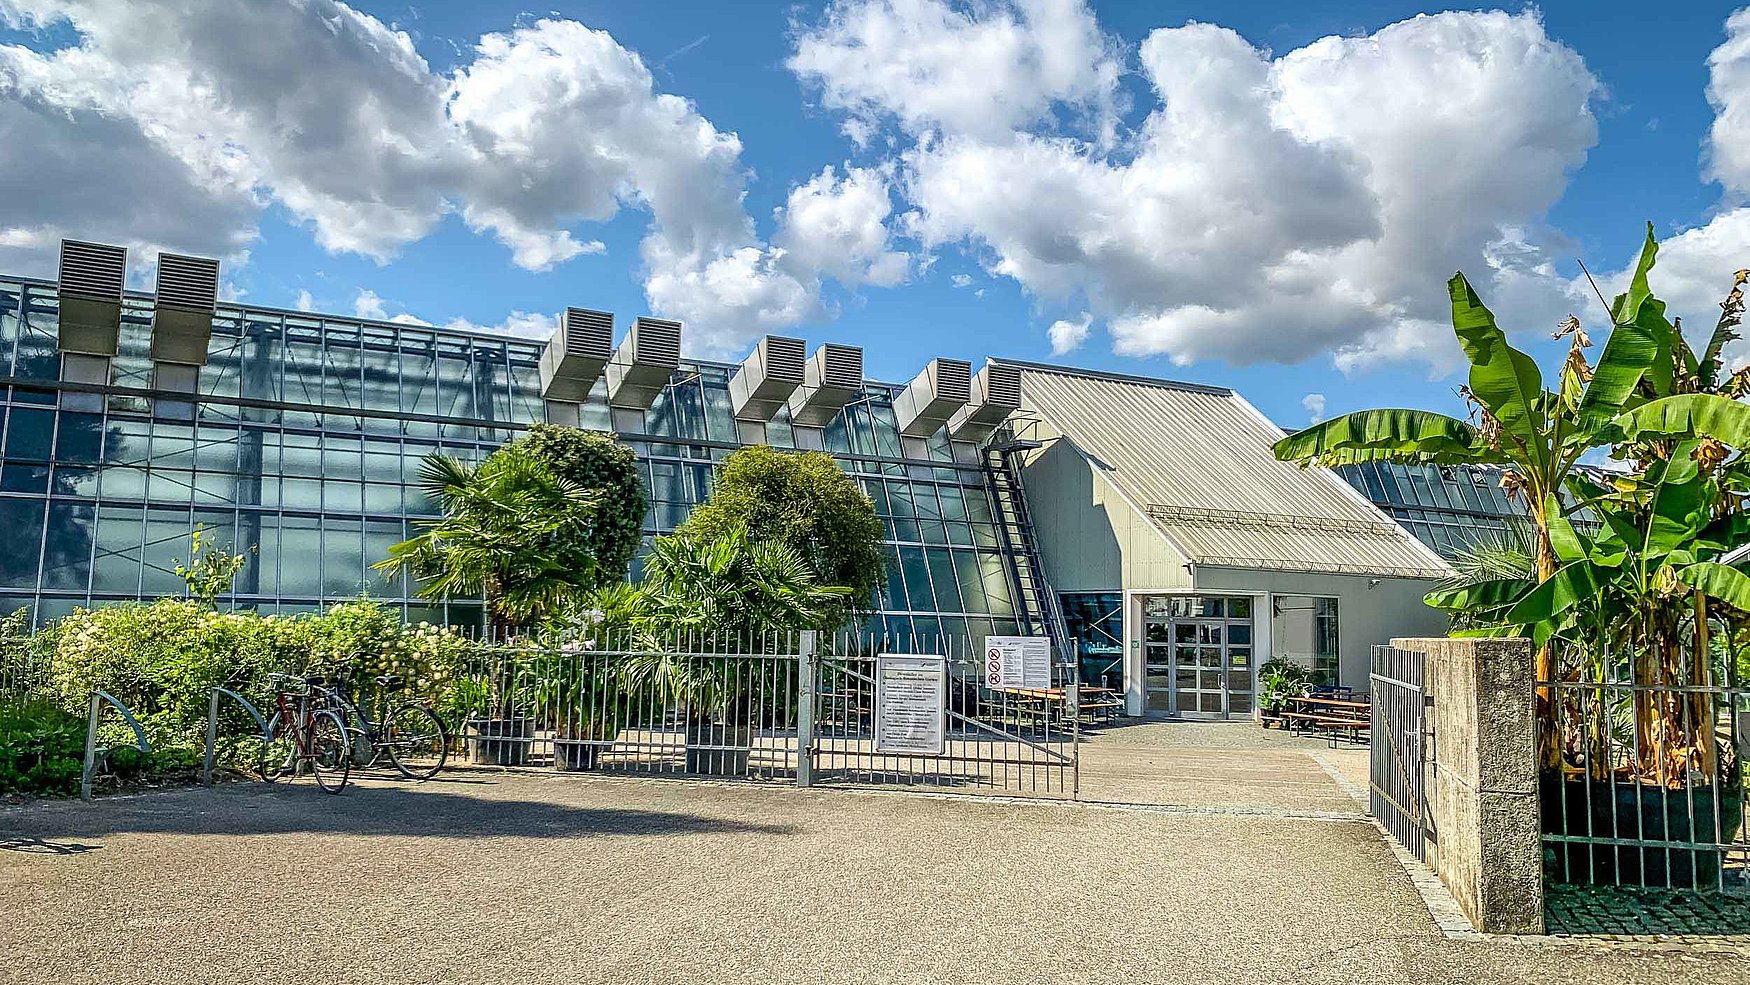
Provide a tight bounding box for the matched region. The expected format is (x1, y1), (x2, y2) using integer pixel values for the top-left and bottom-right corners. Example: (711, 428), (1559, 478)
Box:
(1541, 672), (1749, 894)
(441, 628), (1082, 798)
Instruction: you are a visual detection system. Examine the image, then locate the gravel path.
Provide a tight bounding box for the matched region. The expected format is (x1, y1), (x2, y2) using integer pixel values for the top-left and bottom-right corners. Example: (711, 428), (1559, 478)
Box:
(2, 750), (1746, 984)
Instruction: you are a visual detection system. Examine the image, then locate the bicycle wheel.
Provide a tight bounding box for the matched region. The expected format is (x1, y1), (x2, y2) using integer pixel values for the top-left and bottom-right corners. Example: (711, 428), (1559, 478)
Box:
(384, 703), (449, 781)
(256, 711), (296, 782)
(308, 709), (352, 794)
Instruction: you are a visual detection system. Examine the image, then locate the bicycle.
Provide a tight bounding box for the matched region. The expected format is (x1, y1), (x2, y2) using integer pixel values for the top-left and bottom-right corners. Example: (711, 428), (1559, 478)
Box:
(259, 673), (352, 794)
(327, 673), (450, 781)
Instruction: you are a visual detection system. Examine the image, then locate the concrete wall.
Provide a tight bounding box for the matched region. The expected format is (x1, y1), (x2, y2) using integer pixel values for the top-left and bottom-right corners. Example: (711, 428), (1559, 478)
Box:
(1198, 568), (1446, 691)
(1393, 636), (1543, 935)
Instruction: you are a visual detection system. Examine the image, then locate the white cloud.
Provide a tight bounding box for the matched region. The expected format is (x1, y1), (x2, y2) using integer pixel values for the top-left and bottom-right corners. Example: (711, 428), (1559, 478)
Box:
(352, 289), (390, 321)
(773, 165), (910, 287)
(444, 311), (559, 341)
(292, 289), (317, 312)
(950, 273), (972, 288)
(1587, 11), (1750, 372)
(789, 0), (1122, 144)
(1047, 312), (1091, 355)
(1302, 392), (1327, 423)
(796, 5), (1600, 373)
(0, 1), (860, 354)
(1707, 8), (1750, 197)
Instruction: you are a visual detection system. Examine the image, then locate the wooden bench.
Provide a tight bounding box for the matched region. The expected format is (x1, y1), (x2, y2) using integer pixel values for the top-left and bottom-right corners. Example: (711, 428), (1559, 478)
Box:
(1285, 697), (1371, 747)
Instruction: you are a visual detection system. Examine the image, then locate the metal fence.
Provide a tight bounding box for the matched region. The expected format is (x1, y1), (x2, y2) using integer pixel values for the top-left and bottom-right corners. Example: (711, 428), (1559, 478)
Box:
(443, 629), (1082, 799)
(1369, 644), (1430, 862)
(1541, 671), (1748, 894)
(811, 634), (1078, 797)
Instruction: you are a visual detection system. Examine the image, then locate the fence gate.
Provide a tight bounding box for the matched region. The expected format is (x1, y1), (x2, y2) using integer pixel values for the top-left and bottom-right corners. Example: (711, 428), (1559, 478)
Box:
(807, 636), (1079, 799)
(1370, 644), (1430, 861)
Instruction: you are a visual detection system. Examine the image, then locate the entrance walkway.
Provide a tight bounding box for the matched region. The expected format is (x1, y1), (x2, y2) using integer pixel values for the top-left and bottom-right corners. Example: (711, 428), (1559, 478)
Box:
(3, 730), (1746, 983)
(1078, 718), (1366, 814)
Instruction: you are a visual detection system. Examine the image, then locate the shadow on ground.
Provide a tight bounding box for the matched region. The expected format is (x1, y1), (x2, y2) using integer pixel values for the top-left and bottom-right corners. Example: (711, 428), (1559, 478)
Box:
(0, 780), (799, 844)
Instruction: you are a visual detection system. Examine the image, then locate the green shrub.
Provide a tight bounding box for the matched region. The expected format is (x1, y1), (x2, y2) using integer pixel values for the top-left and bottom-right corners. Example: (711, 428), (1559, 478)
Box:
(676, 446), (882, 631)
(0, 698), (84, 796)
(518, 424), (646, 587)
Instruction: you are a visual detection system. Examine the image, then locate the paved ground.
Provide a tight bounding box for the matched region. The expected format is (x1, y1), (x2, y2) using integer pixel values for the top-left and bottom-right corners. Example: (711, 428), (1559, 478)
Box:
(3, 726), (1748, 984)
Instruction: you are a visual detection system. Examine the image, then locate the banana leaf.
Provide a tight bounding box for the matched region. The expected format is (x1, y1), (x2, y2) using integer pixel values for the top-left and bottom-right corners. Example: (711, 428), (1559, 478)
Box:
(1424, 577), (1531, 613)
(1271, 408), (1487, 467)
(1450, 272), (1548, 469)
(1505, 559), (1602, 646)
(1677, 561), (1750, 613)
(1614, 393), (1750, 446)
(1575, 224), (1671, 434)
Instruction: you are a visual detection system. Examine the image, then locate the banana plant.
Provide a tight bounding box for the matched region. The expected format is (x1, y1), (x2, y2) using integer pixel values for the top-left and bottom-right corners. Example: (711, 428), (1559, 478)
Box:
(1277, 225), (1750, 783)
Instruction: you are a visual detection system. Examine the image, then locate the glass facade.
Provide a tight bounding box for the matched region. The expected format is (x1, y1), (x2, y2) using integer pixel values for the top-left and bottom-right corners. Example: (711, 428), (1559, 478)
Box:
(0, 279), (1021, 647)
(1338, 461), (1556, 560)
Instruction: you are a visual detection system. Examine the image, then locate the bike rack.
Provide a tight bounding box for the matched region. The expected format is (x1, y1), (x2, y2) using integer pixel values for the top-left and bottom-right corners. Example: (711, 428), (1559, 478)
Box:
(201, 688), (272, 786)
(81, 691), (152, 802)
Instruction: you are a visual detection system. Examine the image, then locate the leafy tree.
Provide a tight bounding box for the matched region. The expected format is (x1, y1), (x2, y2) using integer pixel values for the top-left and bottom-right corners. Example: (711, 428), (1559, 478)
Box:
(517, 424), (646, 587)
(676, 445), (882, 631)
(375, 446), (601, 633)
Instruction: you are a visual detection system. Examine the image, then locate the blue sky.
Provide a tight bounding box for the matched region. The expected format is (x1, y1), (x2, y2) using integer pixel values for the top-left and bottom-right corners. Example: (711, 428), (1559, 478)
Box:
(4, 1), (1750, 429)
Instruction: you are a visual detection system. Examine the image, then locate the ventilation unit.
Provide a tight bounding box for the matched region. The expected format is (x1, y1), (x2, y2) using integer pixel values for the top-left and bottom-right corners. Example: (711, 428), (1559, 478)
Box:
(893, 357), (972, 437)
(606, 316), (683, 410)
(539, 307), (615, 402)
(150, 252), (221, 366)
(947, 362), (1023, 442)
(786, 343), (864, 427)
(729, 335), (807, 422)
(56, 240), (127, 357)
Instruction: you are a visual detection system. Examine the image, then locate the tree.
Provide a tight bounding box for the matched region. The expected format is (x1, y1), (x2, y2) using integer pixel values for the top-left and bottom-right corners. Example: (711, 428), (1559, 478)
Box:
(675, 445), (883, 632)
(615, 524), (850, 717)
(517, 424), (646, 587)
(374, 446), (601, 633)
(1275, 225), (1750, 789)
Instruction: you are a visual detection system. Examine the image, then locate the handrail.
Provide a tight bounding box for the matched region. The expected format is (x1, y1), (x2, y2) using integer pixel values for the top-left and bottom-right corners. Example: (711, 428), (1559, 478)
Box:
(202, 688), (272, 786)
(81, 690), (152, 802)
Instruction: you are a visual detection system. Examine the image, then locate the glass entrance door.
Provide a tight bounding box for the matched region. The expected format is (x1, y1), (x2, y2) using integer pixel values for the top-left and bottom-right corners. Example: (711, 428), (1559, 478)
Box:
(1141, 596), (1254, 718)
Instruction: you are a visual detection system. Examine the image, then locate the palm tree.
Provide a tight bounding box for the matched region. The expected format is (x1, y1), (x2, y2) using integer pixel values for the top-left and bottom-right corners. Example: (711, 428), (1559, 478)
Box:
(374, 446), (602, 636)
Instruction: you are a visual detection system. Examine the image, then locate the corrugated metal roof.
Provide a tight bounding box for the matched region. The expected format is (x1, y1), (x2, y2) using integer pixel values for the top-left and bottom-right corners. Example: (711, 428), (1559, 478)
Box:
(1006, 360), (1452, 580)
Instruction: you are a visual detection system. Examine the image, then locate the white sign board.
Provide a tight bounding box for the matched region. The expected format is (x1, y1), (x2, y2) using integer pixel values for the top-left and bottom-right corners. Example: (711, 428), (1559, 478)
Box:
(985, 636), (1052, 690)
(875, 654), (948, 756)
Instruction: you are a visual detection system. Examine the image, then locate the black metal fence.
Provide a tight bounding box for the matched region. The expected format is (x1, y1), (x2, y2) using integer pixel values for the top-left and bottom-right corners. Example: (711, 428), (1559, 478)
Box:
(1369, 644), (1430, 862)
(1541, 672), (1748, 894)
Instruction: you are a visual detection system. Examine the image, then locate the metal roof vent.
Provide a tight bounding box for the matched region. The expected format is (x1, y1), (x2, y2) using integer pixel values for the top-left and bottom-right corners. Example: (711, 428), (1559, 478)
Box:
(729, 335), (807, 422)
(150, 252), (221, 366)
(948, 362), (1023, 443)
(56, 240), (127, 356)
(787, 343), (864, 427)
(607, 316), (683, 409)
(539, 307), (615, 402)
(893, 357), (972, 437)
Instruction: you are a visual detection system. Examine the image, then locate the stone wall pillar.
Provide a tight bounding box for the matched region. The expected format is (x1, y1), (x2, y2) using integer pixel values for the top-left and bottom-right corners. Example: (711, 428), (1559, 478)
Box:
(1391, 636), (1543, 935)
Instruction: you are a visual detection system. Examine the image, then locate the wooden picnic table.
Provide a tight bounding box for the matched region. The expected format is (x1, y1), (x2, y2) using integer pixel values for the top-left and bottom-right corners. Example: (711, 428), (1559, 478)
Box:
(1293, 696), (1371, 711)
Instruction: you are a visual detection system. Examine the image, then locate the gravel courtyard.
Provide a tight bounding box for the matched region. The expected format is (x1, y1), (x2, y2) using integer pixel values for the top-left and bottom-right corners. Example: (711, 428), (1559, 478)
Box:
(3, 732), (1746, 984)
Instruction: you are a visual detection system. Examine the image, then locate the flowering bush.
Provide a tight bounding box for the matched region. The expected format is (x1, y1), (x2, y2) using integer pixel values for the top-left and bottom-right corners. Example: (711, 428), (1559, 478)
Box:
(41, 599), (474, 750)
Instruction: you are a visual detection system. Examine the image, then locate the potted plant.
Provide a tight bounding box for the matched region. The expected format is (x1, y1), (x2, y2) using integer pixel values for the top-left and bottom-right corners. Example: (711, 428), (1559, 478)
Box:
(540, 647), (624, 772)
(1257, 658), (1310, 729)
(465, 649), (535, 767)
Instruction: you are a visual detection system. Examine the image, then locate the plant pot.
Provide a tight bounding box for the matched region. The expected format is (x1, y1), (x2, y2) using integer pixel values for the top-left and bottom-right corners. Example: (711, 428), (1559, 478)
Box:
(684, 720), (753, 776)
(552, 737), (604, 772)
(1541, 760), (1745, 890)
(467, 717), (534, 767)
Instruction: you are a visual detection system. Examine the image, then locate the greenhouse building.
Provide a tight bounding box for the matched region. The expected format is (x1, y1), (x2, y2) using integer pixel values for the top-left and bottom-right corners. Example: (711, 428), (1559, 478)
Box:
(0, 240), (1454, 718)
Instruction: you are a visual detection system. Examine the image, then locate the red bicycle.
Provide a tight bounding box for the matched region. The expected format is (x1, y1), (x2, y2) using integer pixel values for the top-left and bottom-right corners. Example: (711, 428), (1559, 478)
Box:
(258, 673), (352, 794)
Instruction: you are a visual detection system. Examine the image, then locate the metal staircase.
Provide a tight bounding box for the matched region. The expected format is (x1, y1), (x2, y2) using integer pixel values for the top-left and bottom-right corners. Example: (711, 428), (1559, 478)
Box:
(983, 435), (1072, 674)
